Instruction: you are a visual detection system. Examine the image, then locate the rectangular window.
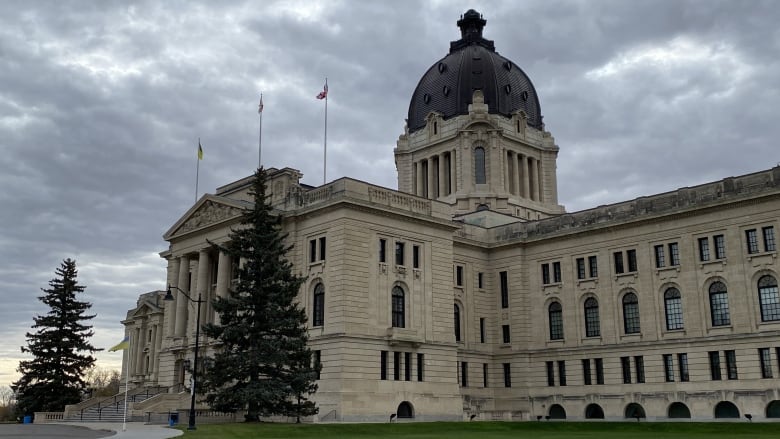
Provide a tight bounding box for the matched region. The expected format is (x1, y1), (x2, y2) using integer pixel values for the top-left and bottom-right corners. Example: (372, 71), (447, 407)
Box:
(455, 265), (464, 286)
(380, 351), (388, 380)
(777, 348), (780, 377)
(461, 361), (468, 387)
(502, 325), (510, 343)
(582, 359), (592, 385)
(595, 358), (604, 384)
(699, 237), (711, 261)
(552, 261), (562, 283)
(669, 242), (680, 266)
(542, 263), (551, 284)
(759, 348), (773, 378)
(663, 354), (674, 382)
(479, 318), (486, 343)
(654, 245), (666, 268)
(500, 271), (509, 308)
(614, 252), (625, 274)
(379, 238), (387, 263)
(635, 356), (645, 383)
(546, 361), (555, 387)
(478, 272), (483, 289)
(314, 350), (321, 380)
(412, 245), (420, 269)
(709, 351), (722, 380)
(621, 356), (632, 384)
(417, 353), (424, 382)
(483, 363), (489, 388)
(395, 242), (405, 266)
(763, 226), (776, 252)
(627, 249), (638, 272)
(678, 353), (689, 382)
(746, 229), (759, 254)
(725, 350), (738, 380)
(588, 255), (598, 278)
(319, 236), (326, 261)
(558, 360), (567, 386)
(714, 234), (726, 259)
(393, 352), (401, 381)
(576, 257), (586, 280)
(405, 352), (412, 381)
(503, 363), (511, 387)
(309, 239), (317, 263)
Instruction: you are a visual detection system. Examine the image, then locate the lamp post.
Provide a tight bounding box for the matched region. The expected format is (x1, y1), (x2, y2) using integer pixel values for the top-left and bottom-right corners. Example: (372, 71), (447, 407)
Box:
(164, 285), (202, 431)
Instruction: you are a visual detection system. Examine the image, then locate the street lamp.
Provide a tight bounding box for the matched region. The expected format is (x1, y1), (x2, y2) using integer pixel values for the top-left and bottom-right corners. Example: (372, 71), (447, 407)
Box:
(164, 285), (203, 430)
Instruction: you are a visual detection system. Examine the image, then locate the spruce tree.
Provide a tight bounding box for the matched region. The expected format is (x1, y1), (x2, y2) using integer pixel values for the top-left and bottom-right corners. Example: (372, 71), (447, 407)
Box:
(202, 167), (319, 421)
(14, 258), (100, 416)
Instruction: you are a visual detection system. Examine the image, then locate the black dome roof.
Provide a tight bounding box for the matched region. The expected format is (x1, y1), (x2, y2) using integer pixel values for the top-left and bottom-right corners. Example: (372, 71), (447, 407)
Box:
(407, 10), (543, 133)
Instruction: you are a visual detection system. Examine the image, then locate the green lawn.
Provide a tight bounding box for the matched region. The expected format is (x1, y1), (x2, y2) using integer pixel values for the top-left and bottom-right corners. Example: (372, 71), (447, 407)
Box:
(177, 421), (780, 439)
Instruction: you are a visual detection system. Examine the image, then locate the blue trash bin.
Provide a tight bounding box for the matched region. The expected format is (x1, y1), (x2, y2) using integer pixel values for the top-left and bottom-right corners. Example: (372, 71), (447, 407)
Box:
(168, 412), (179, 426)
(23, 415), (32, 424)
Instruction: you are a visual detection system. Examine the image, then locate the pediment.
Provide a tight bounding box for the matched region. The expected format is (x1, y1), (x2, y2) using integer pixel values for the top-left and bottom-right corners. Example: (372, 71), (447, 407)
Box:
(164, 195), (247, 240)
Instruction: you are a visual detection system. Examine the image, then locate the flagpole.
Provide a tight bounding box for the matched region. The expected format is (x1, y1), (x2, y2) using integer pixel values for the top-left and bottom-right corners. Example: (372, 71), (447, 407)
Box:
(258, 93), (263, 169)
(323, 78), (328, 185)
(122, 335), (130, 431)
(195, 138), (201, 203)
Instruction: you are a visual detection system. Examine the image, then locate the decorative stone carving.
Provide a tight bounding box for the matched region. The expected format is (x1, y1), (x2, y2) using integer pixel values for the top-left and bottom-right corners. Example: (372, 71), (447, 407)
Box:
(178, 200), (243, 234)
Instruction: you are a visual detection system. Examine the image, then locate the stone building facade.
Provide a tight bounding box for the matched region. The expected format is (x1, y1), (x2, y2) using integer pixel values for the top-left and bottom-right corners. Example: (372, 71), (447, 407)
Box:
(121, 10), (780, 421)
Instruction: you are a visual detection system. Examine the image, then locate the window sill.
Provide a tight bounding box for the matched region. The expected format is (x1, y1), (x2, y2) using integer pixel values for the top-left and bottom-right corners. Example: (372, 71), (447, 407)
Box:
(620, 332), (642, 341)
(654, 266), (680, 274)
(747, 252), (776, 262)
(614, 272), (638, 280)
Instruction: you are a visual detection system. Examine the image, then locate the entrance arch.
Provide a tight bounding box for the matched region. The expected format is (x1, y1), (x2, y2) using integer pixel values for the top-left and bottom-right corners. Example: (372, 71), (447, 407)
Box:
(397, 401), (414, 419)
(714, 401), (739, 418)
(668, 402), (691, 419)
(766, 400), (780, 418)
(549, 404), (566, 419)
(625, 403), (646, 419)
(585, 403), (604, 419)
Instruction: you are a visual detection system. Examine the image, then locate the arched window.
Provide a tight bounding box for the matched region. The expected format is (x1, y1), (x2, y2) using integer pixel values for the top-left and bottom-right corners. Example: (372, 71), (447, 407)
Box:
(668, 402), (691, 419)
(392, 286), (405, 328)
(758, 275), (780, 322)
(474, 146), (486, 184)
(548, 302), (563, 340)
(454, 303), (462, 342)
(709, 281), (730, 326)
(585, 403), (604, 419)
(622, 292), (640, 334)
(312, 283), (325, 327)
(584, 297), (600, 337)
(714, 401), (740, 418)
(664, 288), (683, 330)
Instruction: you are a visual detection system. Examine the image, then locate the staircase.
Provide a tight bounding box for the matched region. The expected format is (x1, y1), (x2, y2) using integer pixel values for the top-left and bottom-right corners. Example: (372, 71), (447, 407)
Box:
(64, 386), (168, 422)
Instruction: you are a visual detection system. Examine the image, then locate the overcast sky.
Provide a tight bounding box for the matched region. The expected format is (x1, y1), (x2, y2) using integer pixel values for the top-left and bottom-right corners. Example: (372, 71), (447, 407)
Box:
(2, 0), (779, 389)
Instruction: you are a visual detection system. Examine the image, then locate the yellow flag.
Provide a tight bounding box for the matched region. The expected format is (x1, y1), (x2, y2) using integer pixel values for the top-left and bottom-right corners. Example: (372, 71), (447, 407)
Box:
(198, 140), (203, 160)
(109, 336), (130, 352)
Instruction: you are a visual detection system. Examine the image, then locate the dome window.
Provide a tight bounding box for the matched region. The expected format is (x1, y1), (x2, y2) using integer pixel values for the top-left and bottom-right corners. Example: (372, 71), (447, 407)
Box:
(443, 86), (450, 97)
(504, 84), (511, 95)
(438, 62), (448, 73)
(503, 61), (512, 71)
(423, 93), (431, 104)
(521, 91), (529, 101)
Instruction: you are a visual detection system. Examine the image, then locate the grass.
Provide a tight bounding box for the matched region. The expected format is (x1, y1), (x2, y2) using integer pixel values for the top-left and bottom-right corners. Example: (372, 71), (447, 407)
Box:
(177, 421), (780, 439)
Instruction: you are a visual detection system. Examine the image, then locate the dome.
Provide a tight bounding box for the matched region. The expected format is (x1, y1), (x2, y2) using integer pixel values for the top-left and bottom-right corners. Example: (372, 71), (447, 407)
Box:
(407, 9), (543, 133)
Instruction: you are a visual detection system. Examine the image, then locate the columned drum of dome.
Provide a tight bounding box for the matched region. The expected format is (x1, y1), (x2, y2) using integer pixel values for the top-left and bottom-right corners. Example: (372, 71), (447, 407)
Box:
(407, 9), (543, 133)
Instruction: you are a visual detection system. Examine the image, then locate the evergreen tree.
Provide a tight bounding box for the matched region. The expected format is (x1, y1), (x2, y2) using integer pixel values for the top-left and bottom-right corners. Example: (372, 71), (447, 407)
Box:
(202, 167), (319, 421)
(14, 259), (100, 416)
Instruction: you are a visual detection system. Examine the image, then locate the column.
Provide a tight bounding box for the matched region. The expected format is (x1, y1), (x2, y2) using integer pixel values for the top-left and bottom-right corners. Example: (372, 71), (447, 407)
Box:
(427, 158), (435, 199)
(412, 162), (418, 196)
(416, 161), (424, 197)
(153, 323), (163, 378)
(438, 154), (446, 197)
(215, 251), (231, 324)
(513, 153), (521, 196)
(133, 326), (143, 375)
(166, 258), (180, 335)
(535, 158), (542, 202)
(196, 250), (210, 325)
(175, 255), (190, 337)
(522, 155), (530, 199)
(149, 324), (158, 377)
(444, 152), (452, 195)
(452, 148), (458, 192)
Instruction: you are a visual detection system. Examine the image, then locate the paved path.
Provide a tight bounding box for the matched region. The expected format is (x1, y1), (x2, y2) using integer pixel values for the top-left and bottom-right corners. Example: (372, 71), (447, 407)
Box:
(0, 422), (183, 439)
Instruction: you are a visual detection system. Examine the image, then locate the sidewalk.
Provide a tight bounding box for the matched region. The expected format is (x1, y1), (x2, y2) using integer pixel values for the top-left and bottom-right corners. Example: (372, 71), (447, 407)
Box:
(63, 422), (184, 438)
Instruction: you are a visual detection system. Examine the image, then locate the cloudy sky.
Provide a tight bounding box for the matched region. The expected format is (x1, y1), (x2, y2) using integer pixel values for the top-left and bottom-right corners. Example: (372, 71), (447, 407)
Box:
(2, 0), (779, 388)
